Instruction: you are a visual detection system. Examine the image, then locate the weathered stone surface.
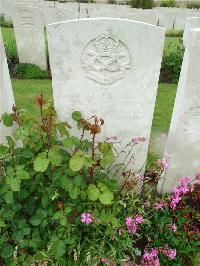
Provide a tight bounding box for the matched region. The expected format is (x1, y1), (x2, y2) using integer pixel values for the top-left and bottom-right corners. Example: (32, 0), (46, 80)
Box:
(183, 17), (200, 46)
(0, 29), (16, 143)
(48, 18), (165, 174)
(12, 6), (47, 70)
(45, 7), (78, 25)
(125, 12), (158, 25)
(158, 28), (200, 193)
(90, 10), (121, 18)
(156, 8), (176, 29)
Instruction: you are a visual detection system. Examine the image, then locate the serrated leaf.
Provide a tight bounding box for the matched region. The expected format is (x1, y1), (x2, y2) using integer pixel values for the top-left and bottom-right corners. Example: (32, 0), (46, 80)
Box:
(56, 122), (70, 137)
(34, 157), (50, 172)
(30, 216), (42, 226)
(69, 186), (80, 199)
(72, 111), (82, 121)
(3, 191), (13, 204)
(0, 145), (8, 158)
(99, 190), (114, 205)
(74, 175), (83, 187)
(0, 218), (6, 228)
(100, 150), (114, 168)
(63, 137), (74, 148)
(69, 153), (85, 172)
(87, 184), (100, 201)
(60, 176), (73, 191)
(8, 177), (21, 192)
(51, 240), (65, 257)
(1, 244), (14, 259)
(48, 147), (61, 167)
(16, 169), (30, 180)
(1, 113), (13, 127)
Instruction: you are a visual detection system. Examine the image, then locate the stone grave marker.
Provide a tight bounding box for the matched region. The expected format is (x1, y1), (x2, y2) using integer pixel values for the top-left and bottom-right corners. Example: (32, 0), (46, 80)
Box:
(0, 29), (16, 143)
(158, 28), (200, 193)
(12, 6), (47, 70)
(183, 17), (200, 46)
(47, 18), (165, 174)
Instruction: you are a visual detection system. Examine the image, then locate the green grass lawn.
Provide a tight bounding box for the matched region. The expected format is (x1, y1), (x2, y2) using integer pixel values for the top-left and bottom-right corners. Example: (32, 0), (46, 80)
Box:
(12, 78), (177, 135)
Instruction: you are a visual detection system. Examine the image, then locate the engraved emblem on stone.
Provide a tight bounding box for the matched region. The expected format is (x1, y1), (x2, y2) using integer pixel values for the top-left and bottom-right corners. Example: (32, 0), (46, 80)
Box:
(81, 31), (131, 86)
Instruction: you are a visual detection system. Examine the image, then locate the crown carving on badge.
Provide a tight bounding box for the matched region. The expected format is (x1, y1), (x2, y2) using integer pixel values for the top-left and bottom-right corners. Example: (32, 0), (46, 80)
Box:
(95, 31), (119, 55)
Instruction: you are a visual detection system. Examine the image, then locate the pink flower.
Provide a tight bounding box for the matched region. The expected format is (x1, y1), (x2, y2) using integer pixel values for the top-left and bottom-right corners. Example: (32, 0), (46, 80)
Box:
(127, 222), (137, 234)
(162, 249), (177, 259)
(118, 227), (123, 236)
(171, 223), (177, 232)
(141, 249), (160, 266)
(134, 215), (144, 224)
(154, 201), (165, 210)
(81, 213), (93, 224)
(111, 236), (115, 241)
(157, 157), (169, 171)
(101, 258), (109, 264)
(125, 217), (133, 226)
(132, 137), (146, 144)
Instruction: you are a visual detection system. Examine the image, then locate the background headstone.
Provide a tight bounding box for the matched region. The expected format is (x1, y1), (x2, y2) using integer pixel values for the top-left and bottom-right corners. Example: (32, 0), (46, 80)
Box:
(48, 18), (165, 174)
(0, 29), (16, 143)
(12, 6), (47, 70)
(158, 28), (200, 193)
(183, 17), (200, 46)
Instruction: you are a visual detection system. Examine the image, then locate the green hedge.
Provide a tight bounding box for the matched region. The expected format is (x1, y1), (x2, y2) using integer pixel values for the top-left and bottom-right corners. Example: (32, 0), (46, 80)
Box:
(131, 0), (154, 9)
(12, 64), (49, 79)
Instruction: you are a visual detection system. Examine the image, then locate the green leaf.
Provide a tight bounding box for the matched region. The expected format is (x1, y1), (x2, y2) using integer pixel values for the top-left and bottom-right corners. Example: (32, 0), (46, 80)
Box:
(63, 137), (74, 148)
(34, 157), (50, 172)
(7, 177), (21, 192)
(1, 244), (14, 259)
(74, 175), (83, 187)
(56, 122), (70, 137)
(60, 176), (73, 191)
(69, 186), (80, 199)
(100, 150), (114, 168)
(6, 136), (15, 149)
(51, 240), (65, 257)
(3, 191), (13, 204)
(0, 218), (6, 228)
(30, 216), (42, 226)
(69, 153), (85, 172)
(48, 147), (62, 167)
(72, 111), (82, 121)
(1, 113), (13, 127)
(98, 142), (112, 154)
(16, 169), (30, 180)
(99, 190), (114, 205)
(87, 184), (100, 201)
(0, 144), (8, 158)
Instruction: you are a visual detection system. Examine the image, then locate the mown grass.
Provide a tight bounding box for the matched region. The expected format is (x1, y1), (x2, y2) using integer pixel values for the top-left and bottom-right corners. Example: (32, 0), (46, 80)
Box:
(1, 27), (18, 62)
(12, 79), (177, 156)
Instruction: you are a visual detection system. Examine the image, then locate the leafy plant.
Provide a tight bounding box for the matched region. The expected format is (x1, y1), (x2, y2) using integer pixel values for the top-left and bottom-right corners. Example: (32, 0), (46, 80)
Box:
(131, 0), (154, 9)
(0, 95), (199, 265)
(12, 64), (49, 79)
(0, 15), (13, 28)
(166, 29), (183, 38)
(160, 0), (175, 7)
(160, 39), (184, 83)
(186, 2), (200, 9)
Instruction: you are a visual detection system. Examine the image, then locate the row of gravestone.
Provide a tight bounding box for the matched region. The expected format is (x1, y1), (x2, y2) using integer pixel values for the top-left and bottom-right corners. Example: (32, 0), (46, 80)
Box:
(1, 17), (200, 193)
(1, 3), (200, 71)
(1, 0), (200, 29)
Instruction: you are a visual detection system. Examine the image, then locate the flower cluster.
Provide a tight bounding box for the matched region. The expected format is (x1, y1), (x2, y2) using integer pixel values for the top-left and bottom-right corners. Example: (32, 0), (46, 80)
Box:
(141, 249), (160, 266)
(81, 213), (93, 224)
(154, 200), (166, 210)
(125, 215), (144, 234)
(157, 157), (169, 172)
(170, 177), (191, 210)
(132, 137), (146, 145)
(141, 247), (176, 266)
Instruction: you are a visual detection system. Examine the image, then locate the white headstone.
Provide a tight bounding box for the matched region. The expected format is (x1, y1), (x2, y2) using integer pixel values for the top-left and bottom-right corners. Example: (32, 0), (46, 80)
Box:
(12, 6), (47, 70)
(45, 7), (78, 25)
(158, 28), (200, 193)
(90, 10), (121, 18)
(48, 18), (165, 173)
(0, 29), (16, 143)
(183, 17), (200, 46)
(156, 8), (176, 30)
(126, 12), (158, 25)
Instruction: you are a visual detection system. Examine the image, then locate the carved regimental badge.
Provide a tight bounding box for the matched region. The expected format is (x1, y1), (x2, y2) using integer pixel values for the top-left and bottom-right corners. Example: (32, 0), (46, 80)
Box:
(81, 31), (131, 87)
